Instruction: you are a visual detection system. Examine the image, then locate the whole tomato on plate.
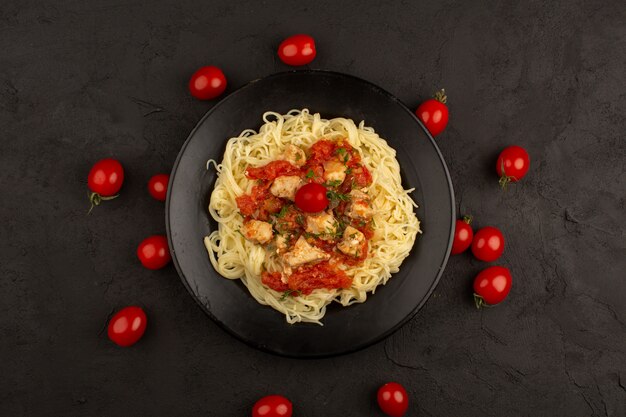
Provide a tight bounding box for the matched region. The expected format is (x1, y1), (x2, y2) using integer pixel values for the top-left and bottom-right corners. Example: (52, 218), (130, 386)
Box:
(295, 183), (329, 213)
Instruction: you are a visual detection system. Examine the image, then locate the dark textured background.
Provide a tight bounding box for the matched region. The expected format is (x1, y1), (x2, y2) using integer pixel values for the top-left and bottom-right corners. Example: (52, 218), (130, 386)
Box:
(1, 0), (625, 416)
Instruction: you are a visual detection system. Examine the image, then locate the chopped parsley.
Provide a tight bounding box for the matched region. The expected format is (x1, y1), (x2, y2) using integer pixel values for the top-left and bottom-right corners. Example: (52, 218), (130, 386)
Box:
(326, 190), (350, 203)
(305, 169), (315, 179)
(345, 167), (352, 175)
(335, 147), (350, 162)
(276, 204), (290, 218)
(324, 180), (342, 188)
(280, 289), (302, 301)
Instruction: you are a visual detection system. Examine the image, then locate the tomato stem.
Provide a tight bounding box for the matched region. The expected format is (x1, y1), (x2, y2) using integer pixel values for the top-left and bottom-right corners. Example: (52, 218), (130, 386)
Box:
(433, 89), (447, 104)
(88, 192), (119, 214)
(498, 160), (517, 190)
(474, 293), (485, 309)
(462, 215), (473, 225)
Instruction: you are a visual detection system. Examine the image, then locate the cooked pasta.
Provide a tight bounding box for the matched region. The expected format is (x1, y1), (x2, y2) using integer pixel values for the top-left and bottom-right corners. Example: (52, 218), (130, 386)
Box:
(205, 109), (420, 324)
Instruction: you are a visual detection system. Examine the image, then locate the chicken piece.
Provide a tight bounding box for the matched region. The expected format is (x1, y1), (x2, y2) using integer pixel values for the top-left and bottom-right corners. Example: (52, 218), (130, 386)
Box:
(275, 234), (290, 254)
(241, 220), (274, 244)
(345, 189), (373, 221)
(323, 160), (347, 183)
(305, 211), (337, 239)
(270, 175), (301, 201)
(337, 226), (366, 257)
(282, 236), (330, 269)
(282, 144), (306, 167)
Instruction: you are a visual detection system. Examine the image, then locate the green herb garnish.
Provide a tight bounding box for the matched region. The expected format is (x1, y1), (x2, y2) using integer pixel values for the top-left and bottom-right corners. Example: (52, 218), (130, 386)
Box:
(280, 289), (302, 301)
(305, 169), (315, 178)
(326, 190), (350, 203)
(324, 180), (342, 188)
(276, 205), (290, 218)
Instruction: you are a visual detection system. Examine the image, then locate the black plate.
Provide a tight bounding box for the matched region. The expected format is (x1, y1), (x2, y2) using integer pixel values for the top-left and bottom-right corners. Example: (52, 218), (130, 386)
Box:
(166, 71), (455, 358)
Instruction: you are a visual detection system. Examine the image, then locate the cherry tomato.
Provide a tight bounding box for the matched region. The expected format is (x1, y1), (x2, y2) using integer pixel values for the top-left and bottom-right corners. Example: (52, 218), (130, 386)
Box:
(415, 89), (449, 137)
(252, 395), (293, 417)
(377, 382), (409, 417)
(148, 174), (169, 202)
(496, 145), (530, 188)
(87, 158), (124, 213)
(473, 266), (512, 307)
(137, 235), (171, 270)
(471, 226), (504, 262)
(277, 34), (317, 66)
(107, 306), (147, 347)
(295, 183), (329, 213)
(451, 216), (474, 255)
(188, 66), (227, 100)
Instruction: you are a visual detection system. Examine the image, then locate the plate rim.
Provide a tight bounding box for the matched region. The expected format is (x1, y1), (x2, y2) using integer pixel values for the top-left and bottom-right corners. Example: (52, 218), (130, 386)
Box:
(165, 69), (456, 358)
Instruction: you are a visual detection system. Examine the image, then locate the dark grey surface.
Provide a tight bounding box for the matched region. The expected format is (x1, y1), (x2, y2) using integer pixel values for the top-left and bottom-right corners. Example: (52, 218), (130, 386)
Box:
(1, 0), (624, 416)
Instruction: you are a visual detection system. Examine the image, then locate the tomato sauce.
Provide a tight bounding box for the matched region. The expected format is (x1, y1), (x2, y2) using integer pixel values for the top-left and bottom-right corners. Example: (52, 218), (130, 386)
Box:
(261, 271), (289, 292)
(237, 137), (376, 296)
(287, 261), (352, 295)
(246, 160), (301, 181)
(235, 184), (269, 216)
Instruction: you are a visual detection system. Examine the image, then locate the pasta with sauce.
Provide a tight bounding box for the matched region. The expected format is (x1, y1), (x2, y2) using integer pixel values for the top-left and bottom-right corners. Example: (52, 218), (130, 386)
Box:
(204, 109), (420, 324)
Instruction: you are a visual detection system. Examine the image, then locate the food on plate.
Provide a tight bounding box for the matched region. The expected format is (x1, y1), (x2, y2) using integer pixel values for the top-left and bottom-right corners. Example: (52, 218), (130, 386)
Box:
(415, 89), (449, 137)
(188, 66), (227, 100)
(87, 158), (124, 213)
(107, 306), (147, 347)
(496, 145), (530, 188)
(451, 216), (474, 255)
(277, 34), (317, 66)
(205, 110), (420, 324)
(377, 382), (409, 417)
(471, 226), (504, 262)
(148, 173), (169, 202)
(252, 395), (293, 417)
(473, 266), (512, 307)
(137, 235), (171, 270)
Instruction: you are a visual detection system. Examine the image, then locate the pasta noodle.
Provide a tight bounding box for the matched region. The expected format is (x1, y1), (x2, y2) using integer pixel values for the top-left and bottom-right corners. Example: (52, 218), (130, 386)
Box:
(204, 109), (420, 324)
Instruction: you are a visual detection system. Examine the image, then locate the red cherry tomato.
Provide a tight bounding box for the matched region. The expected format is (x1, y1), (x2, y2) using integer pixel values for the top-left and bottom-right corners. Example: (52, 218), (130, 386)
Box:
(252, 395), (293, 417)
(415, 89), (449, 137)
(188, 66), (227, 100)
(148, 174), (169, 202)
(295, 183), (329, 213)
(496, 145), (530, 188)
(137, 235), (171, 270)
(107, 306), (147, 347)
(277, 34), (317, 66)
(471, 226), (505, 262)
(451, 216), (474, 255)
(87, 158), (124, 213)
(473, 266), (512, 307)
(377, 382), (409, 417)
